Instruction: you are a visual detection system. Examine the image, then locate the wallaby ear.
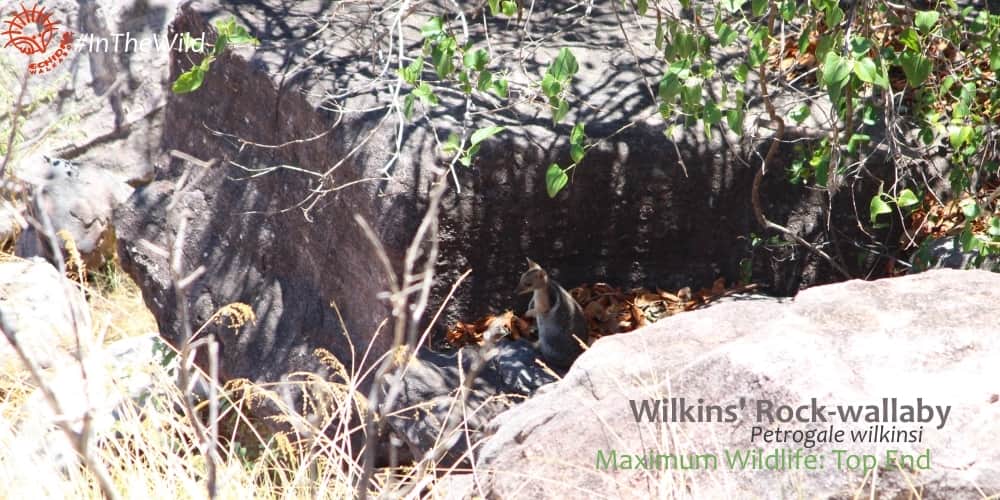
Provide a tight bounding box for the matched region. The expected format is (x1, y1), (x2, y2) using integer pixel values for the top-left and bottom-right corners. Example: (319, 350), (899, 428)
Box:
(525, 257), (540, 269)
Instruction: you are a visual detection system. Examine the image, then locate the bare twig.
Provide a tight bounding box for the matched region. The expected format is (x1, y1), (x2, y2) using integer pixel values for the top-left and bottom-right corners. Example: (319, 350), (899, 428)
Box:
(169, 216), (222, 499)
(1, 60), (32, 179)
(0, 194), (120, 500)
(356, 170), (450, 499)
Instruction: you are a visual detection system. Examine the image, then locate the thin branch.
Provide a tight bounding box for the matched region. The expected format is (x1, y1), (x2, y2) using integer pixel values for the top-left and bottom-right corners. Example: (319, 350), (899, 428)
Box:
(1, 60), (32, 179)
(752, 1), (852, 280)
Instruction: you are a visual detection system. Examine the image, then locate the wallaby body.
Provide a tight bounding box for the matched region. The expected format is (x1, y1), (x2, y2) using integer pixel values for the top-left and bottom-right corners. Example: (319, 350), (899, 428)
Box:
(515, 259), (587, 369)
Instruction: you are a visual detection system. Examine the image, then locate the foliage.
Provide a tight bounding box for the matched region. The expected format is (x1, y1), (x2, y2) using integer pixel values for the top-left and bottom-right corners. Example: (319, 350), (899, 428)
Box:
(165, 3), (1000, 267)
(172, 18), (260, 94)
(392, 1), (1000, 265)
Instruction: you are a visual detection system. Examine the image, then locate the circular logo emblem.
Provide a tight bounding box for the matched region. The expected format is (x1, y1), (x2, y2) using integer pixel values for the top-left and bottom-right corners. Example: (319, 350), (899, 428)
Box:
(2, 4), (74, 74)
(2, 3), (59, 55)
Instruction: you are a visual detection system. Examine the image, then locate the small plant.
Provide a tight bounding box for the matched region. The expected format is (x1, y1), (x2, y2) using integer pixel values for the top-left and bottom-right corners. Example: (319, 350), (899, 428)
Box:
(869, 186), (920, 228)
(171, 18), (260, 94)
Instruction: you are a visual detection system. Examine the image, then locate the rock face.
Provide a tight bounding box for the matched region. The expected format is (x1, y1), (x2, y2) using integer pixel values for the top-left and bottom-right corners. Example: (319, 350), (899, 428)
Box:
(910, 236), (1000, 273)
(0, 257), (91, 374)
(4, 333), (205, 485)
(14, 156), (134, 270)
(469, 270), (1000, 499)
(9, 0), (181, 179)
(3, 0), (180, 266)
(380, 339), (557, 465)
(113, 1), (890, 392)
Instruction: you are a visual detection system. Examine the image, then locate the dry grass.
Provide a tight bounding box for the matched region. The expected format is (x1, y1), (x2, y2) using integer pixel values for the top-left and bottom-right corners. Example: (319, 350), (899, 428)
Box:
(0, 255), (471, 499)
(87, 258), (158, 343)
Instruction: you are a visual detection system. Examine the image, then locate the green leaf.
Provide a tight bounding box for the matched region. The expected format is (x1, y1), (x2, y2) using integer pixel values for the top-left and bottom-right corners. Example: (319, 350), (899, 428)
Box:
(821, 52), (852, 89)
(199, 55), (214, 72)
(421, 17), (445, 38)
(751, 0), (767, 16)
(659, 71), (682, 102)
(717, 25), (738, 47)
(488, 0), (501, 15)
(798, 22), (813, 54)
(226, 26), (258, 46)
(491, 77), (509, 98)
(501, 0), (517, 16)
(431, 36), (457, 78)
(846, 133), (870, 154)
(914, 10), (940, 34)
(734, 63), (749, 83)
(789, 104), (811, 124)
(636, 0), (649, 15)
(748, 28), (769, 66)
(862, 102), (877, 125)
(545, 164), (569, 198)
(896, 189), (920, 208)
(172, 67), (206, 94)
(870, 195), (892, 223)
(991, 47), (1000, 71)
(553, 99), (570, 123)
(704, 101), (723, 125)
(960, 226), (981, 253)
(815, 33), (835, 63)
(681, 76), (703, 109)
(853, 57), (878, 84)
(570, 122), (586, 145)
(780, 0), (797, 21)
(469, 125), (506, 146)
(213, 33), (230, 56)
(655, 22), (665, 50)
(960, 199), (981, 219)
(825, 5), (844, 27)
(463, 48), (489, 71)
(459, 72), (473, 94)
(413, 82), (439, 105)
(899, 51), (931, 86)
(548, 48), (579, 82)
(215, 18), (237, 36)
(477, 70), (493, 91)
(874, 65), (890, 89)
(949, 125), (973, 149)
(898, 28), (920, 52)
(571, 144), (585, 164)
(402, 93), (416, 120)
(400, 57), (423, 84)
(849, 37), (873, 59)
(726, 109), (744, 134)
(988, 217), (1000, 237)
(442, 133), (462, 156)
(541, 74), (562, 98)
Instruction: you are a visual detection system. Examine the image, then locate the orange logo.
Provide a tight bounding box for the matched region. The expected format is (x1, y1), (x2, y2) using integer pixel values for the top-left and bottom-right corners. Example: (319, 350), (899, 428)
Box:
(2, 3), (74, 74)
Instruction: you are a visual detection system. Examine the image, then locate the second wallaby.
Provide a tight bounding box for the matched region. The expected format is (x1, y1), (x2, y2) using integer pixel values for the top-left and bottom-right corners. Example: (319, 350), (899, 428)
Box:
(515, 258), (587, 370)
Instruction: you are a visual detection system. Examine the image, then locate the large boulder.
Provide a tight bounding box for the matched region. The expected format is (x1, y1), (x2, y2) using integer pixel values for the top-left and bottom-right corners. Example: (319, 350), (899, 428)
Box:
(0, 257), (91, 374)
(467, 269), (1000, 498)
(380, 338), (558, 465)
(113, 1), (890, 393)
(8, 334), (170, 473)
(13, 155), (134, 270)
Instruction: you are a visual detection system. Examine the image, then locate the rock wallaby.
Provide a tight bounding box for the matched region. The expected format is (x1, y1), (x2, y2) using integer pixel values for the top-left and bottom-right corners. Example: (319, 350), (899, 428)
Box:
(515, 258), (587, 370)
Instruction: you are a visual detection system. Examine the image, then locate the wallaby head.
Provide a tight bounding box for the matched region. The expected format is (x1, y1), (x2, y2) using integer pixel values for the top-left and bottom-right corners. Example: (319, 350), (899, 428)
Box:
(515, 258), (548, 295)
